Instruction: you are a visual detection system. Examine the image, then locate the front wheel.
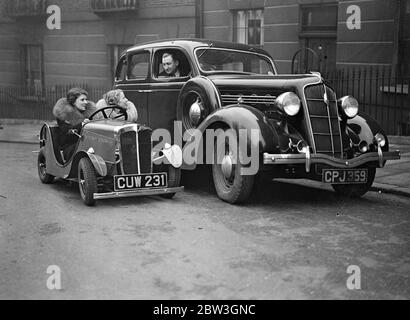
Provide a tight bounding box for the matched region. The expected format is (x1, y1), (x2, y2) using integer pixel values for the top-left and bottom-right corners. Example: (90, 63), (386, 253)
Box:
(212, 131), (255, 204)
(78, 157), (98, 206)
(161, 165), (182, 199)
(332, 167), (376, 198)
(38, 148), (54, 184)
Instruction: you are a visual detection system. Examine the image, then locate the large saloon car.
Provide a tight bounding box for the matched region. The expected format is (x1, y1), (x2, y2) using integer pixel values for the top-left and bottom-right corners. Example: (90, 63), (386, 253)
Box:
(114, 38), (400, 204)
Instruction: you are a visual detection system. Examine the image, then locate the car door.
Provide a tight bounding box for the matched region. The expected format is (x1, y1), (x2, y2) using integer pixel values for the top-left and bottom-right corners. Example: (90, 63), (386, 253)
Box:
(148, 47), (193, 134)
(115, 50), (151, 125)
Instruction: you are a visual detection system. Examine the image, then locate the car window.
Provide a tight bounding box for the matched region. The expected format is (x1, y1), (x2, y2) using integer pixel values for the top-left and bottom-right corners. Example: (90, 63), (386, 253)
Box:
(196, 48), (275, 75)
(115, 56), (127, 81)
(153, 49), (191, 80)
(128, 52), (150, 80)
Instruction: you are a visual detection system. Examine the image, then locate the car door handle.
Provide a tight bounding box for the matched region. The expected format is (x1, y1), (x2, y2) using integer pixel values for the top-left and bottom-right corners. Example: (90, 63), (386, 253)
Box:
(138, 90), (153, 93)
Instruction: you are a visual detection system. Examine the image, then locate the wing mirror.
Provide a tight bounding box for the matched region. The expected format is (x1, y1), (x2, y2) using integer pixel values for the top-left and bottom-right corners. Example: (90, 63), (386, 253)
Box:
(153, 143), (183, 168)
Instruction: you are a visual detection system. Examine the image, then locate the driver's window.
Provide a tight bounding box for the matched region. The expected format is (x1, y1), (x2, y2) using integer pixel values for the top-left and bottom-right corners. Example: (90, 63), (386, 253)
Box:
(154, 49), (191, 79)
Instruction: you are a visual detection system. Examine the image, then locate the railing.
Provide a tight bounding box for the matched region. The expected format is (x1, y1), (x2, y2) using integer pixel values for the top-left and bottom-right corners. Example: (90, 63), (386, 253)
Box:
(0, 85), (110, 121)
(323, 64), (410, 136)
(90, 0), (139, 13)
(5, 0), (48, 18)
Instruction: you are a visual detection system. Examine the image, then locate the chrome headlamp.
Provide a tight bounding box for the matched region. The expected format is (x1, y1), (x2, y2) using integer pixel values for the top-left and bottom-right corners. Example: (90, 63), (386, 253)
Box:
(338, 96), (359, 118)
(275, 92), (301, 116)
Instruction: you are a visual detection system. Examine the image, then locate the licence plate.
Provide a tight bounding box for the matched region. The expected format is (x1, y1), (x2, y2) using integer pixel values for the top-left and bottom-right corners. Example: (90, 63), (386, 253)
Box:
(114, 173), (168, 192)
(322, 169), (368, 184)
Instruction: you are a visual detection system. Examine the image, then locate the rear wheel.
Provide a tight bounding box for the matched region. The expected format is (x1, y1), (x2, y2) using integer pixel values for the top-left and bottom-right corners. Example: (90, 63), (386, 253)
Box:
(38, 148), (54, 184)
(332, 167), (376, 198)
(212, 130), (255, 204)
(78, 157), (98, 206)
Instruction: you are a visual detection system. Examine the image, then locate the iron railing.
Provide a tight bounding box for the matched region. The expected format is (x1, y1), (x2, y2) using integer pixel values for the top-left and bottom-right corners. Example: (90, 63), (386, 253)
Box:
(90, 0), (139, 12)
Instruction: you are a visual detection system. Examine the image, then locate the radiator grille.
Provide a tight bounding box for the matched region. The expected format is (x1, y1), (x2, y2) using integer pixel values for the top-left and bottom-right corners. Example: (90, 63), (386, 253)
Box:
(120, 127), (152, 174)
(304, 84), (343, 158)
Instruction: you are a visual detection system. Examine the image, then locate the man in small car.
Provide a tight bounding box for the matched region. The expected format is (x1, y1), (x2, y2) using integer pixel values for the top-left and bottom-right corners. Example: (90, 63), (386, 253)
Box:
(159, 52), (181, 77)
(96, 89), (138, 122)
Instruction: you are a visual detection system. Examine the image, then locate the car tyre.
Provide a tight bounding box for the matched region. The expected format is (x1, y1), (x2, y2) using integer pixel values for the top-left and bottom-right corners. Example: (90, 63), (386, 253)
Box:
(161, 165), (182, 199)
(78, 157), (97, 206)
(212, 130), (255, 204)
(38, 148), (54, 184)
(332, 167), (376, 198)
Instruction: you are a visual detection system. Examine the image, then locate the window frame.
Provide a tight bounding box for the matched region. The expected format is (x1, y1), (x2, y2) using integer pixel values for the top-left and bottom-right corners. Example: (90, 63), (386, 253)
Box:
(125, 50), (151, 82)
(151, 47), (193, 83)
(232, 9), (264, 47)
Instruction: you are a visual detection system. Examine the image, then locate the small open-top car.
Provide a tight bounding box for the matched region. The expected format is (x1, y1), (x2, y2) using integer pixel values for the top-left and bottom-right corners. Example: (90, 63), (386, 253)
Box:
(37, 105), (184, 206)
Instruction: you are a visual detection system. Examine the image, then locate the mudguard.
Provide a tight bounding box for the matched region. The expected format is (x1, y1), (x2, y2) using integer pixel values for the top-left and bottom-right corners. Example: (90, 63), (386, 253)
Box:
(347, 112), (389, 151)
(182, 104), (284, 170)
(69, 151), (108, 178)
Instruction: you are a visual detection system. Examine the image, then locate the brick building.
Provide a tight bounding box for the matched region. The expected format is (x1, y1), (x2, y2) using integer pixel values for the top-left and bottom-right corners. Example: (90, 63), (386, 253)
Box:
(0, 0), (197, 90)
(199, 0), (409, 74)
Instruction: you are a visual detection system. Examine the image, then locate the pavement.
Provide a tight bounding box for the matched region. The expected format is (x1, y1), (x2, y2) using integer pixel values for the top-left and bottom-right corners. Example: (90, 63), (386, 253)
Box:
(1, 118), (409, 198)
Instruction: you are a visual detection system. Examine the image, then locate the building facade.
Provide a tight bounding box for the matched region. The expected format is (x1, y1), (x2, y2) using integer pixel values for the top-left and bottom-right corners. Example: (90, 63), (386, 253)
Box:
(200, 0), (409, 74)
(0, 0), (408, 90)
(0, 0), (197, 90)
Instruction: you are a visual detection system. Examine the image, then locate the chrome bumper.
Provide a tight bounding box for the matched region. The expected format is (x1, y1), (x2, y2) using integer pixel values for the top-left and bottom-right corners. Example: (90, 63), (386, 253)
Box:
(93, 186), (184, 200)
(263, 150), (401, 173)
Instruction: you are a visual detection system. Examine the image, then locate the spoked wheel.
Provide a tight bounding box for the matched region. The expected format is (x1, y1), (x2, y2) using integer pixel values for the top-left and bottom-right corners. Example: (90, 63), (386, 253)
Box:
(78, 157), (98, 206)
(212, 130), (255, 204)
(332, 167), (376, 198)
(38, 148), (54, 184)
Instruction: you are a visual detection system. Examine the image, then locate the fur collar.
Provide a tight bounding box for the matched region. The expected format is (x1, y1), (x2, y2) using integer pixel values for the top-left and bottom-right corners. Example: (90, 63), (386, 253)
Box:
(53, 98), (97, 125)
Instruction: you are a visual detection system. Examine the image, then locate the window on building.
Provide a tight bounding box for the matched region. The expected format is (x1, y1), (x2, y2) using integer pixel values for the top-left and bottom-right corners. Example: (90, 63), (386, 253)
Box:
(301, 3), (338, 34)
(127, 51), (150, 80)
(233, 9), (264, 46)
(109, 44), (132, 80)
(20, 45), (43, 95)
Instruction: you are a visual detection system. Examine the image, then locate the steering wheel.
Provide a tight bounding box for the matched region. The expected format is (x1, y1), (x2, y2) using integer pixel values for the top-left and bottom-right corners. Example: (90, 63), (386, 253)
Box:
(89, 106), (128, 121)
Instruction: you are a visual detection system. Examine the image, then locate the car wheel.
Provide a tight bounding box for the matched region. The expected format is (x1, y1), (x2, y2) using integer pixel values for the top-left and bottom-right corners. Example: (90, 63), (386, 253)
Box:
(212, 130), (255, 204)
(332, 167), (376, 198)
(38, 148), (54, 184)
(161, 165), (182, 199)
(78, 157), (97, 206)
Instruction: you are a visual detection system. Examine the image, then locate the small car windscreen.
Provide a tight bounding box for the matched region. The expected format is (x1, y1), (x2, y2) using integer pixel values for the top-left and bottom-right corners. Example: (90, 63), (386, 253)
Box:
(196, 48), (275, 75)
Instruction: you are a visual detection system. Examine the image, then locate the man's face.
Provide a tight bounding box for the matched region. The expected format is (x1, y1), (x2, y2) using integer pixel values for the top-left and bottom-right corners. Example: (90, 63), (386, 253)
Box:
(162, 55), (179, 76)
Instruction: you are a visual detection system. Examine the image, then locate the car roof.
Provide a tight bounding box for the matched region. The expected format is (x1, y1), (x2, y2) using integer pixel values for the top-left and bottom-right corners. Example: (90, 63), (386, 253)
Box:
(125, 38), (272, 57)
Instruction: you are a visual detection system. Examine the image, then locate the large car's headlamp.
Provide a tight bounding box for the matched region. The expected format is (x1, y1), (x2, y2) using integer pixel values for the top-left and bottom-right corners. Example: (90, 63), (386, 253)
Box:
(275, 92), (301, 116)
(338, 96), (359, 118)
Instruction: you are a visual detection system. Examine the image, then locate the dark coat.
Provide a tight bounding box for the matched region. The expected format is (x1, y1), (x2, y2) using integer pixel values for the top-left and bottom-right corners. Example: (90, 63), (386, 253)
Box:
(52, 98), (97, 148)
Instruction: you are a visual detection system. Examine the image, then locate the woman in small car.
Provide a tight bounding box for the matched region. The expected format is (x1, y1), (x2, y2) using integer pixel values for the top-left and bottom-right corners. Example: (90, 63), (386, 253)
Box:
(96, 89), (138, 123)
(53, 87), (97, 161)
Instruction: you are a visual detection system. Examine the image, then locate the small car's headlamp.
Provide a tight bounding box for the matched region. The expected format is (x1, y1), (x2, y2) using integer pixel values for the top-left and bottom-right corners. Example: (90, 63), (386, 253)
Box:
(374, 133), (386, 147)
(275, 92), (301, 116)
(338, 96), (359, 118)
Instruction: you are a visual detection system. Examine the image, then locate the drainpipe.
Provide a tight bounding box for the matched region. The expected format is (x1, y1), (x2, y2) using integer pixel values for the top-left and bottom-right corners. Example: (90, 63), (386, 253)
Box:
(195, 0), (204, 38)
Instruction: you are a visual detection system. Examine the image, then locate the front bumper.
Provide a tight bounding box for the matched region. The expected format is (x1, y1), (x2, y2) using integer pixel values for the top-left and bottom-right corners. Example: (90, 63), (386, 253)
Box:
(93, 186), (184, 200)
(263, 150), (401, 173)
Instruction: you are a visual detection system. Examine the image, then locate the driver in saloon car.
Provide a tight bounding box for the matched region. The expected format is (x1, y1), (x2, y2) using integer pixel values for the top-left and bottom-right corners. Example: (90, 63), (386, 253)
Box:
(52, 88), (97, 161)
(159, 52), (181, 77)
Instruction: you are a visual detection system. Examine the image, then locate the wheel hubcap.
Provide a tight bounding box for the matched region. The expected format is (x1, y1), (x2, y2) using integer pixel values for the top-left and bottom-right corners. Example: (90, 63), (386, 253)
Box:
(221, 154), (234, 180)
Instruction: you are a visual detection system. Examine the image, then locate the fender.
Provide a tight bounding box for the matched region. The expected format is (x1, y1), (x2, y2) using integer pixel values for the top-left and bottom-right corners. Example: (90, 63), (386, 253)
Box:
(347, 112), (389, 151)
(69, 151), (108, 178)
(182, 104), (285, 170)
